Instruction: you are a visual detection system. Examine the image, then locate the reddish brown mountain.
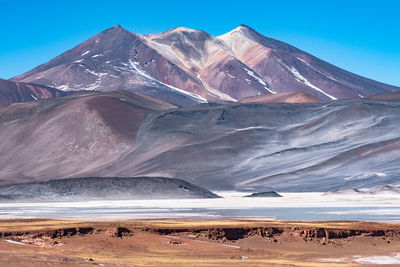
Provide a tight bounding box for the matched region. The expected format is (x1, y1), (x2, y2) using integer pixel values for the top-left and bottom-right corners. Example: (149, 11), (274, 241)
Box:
(240, 91), (319, 104)
(11, 25), (400, 105)
(218, 25), (399, 100)
(0, 78), (67, 105)
(0, 90), (174, 185)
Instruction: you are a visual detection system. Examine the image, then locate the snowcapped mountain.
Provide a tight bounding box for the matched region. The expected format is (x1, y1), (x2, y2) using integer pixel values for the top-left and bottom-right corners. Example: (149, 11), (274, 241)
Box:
(218, 25), (399, 100)
(11, 25), (400, 105)
(12, 25), (206, 107)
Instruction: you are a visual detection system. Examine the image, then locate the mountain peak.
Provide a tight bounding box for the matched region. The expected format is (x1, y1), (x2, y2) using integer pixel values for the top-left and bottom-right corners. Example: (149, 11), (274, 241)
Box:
(230, 24), (257, 35)
(219, 24), (303, 54)
(237, 24), (254, 31)
(100, 24), (131, 35)
(170, 26), (199, 33)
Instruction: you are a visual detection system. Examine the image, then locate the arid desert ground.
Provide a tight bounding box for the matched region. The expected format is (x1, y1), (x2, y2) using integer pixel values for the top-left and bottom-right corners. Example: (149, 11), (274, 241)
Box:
(2, 219), (400, 266)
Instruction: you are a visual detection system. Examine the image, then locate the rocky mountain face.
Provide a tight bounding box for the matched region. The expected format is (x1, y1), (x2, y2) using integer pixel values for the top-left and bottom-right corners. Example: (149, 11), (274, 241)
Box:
(2, 25), (400, 194)
(0, 78), (68, 105)
(1, 91), (400, 192)
(0, 91), (174, 186)
(11, 25), (400, 106)
(217, 25), (399, 100)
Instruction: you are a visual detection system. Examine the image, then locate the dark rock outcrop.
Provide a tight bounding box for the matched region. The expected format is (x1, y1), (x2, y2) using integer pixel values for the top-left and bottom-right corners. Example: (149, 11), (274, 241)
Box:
(244, 191), (283, 198)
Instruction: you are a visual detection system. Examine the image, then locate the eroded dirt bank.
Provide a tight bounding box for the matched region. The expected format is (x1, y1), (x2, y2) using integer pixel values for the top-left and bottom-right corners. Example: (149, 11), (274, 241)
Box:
(1, 220), (400, 266)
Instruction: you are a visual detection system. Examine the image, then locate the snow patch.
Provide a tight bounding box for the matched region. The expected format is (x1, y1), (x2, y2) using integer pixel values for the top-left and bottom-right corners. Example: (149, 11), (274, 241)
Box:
(3, 240), (25, 245)
(84, 69), (107, 78)
(81, 50), (90, 56)
(296, 57), (339, 82)
(128, 60), (207, 103)
(30, 94), (38, 100)
(91, 54), (103, 58)
(228, 126), (266, 134)
(358, 94), (364, 98)
(56, 84), (71, 91)
(199, 74), (237, 102)
(281, 62), (337, 100)
(354, 256), (400, 265)
(244, 68), (276, 94)
(318, 257), (347, 263)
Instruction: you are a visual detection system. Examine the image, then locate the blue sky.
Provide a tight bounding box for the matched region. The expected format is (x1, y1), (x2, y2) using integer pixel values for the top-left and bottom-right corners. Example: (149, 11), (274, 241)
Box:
(1, 0), (399, 86)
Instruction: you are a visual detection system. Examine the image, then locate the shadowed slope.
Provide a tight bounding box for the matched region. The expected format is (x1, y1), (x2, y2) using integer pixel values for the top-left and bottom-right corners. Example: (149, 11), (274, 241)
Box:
(0, 78), (68, 105)
(1, 92), (400, 192)
(108, 98), (400, 191)
(0, 177), (220, 200)
(0, 91), (174, 185)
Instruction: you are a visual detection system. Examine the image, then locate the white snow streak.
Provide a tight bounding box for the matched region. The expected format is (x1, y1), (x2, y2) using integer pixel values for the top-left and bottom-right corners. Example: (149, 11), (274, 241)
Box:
(228, 126), (266, 134)
(244, 68), (276, 94)
(128, 60), (207, 103)
(56, 84), (71, 91)
(199, 74), (237, 102)
(296, 57), (339, 82)
(84, 69), (107, 78)
(281, 62), (337, 100)
(30, 94), (38, 100)
(355, 256), (400, 265)
(358, 94), (364, 98)
(81, 50), (90, 56)
(3, 240), (25, 245)
(73, 59), (84, 63)
(91, 54), (103, 58)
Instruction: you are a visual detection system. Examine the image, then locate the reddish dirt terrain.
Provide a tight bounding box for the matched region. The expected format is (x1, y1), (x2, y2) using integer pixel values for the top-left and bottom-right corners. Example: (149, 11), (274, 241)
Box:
(0, 78), (68, 105)
(239, 91), (320, 103)
(0, 220), (400, 266)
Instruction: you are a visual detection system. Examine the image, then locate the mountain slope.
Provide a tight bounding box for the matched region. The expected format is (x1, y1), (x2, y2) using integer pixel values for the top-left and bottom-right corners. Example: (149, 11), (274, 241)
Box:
(11, 25), (400, 103)
(0, 177), (220, 200)
(218, 25), (400, 100)
(12, 25), (207, 107)
(0, 78), (68, 105)
(0, 91), (174, 185)
(1, 93), (400, 191)
(147, 27), (275, 101)
(239, 92), (319, 104)
(106, 97), (400, 191)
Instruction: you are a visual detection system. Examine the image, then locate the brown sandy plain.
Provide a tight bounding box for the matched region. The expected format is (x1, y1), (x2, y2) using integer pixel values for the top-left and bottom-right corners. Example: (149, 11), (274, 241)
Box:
(0, 220), (400, 266)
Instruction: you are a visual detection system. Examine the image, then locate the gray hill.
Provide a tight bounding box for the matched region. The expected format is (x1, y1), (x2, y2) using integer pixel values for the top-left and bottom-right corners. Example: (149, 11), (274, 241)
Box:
(0, 177), (220, 201)
(244, 191), (283, 198)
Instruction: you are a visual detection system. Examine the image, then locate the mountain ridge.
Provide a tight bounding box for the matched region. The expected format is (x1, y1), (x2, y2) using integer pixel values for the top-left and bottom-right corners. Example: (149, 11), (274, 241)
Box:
(10, 25), (400, 106)
(0, 78), (69, 105)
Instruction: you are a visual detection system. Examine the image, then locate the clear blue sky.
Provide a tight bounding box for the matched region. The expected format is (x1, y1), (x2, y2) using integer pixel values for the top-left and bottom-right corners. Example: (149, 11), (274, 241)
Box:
(1, 0), (399, 86)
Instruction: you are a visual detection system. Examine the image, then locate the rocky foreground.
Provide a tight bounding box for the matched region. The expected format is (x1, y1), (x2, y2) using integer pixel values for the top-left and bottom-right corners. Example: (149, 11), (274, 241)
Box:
(0, 220), (400, 266)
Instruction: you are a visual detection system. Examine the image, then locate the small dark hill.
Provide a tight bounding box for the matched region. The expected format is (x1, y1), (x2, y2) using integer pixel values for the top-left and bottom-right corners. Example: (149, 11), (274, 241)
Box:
(0, 177), (220, 201)
(244, 191), (283, 198)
